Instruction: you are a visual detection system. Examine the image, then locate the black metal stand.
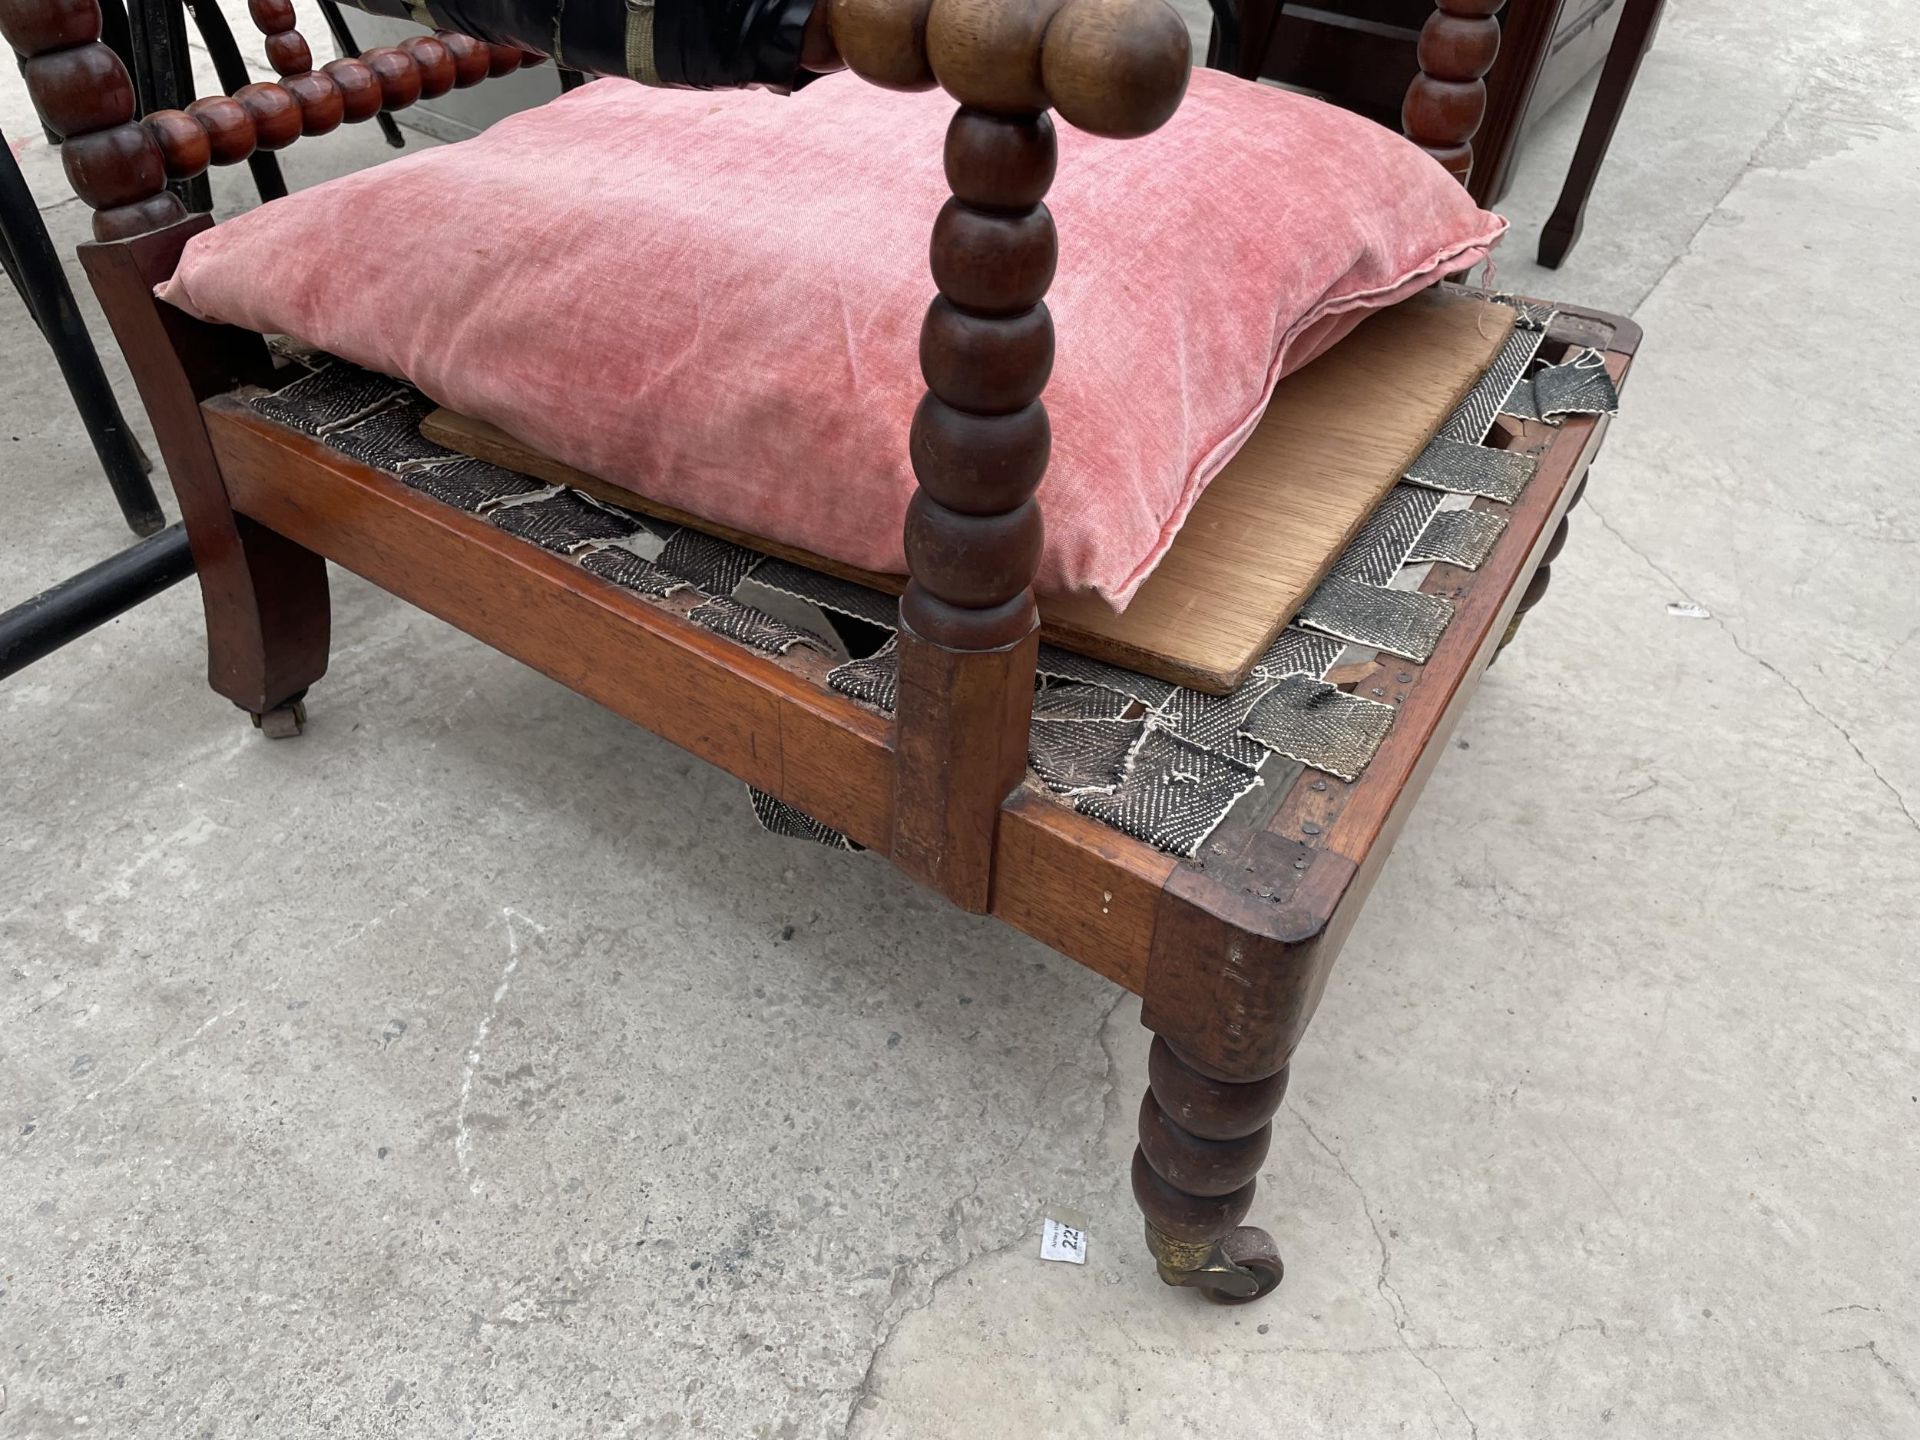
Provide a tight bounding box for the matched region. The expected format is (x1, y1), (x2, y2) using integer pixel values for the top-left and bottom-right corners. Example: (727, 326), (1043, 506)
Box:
(0, 526), (195, 682)
(0, 129), (164, 537)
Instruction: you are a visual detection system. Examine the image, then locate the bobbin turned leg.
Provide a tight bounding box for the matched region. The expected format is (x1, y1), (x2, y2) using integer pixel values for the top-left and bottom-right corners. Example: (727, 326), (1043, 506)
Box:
(1132, 1036), (1288, 1305)
(1495, 472), (1584, 659)
(1494, 520), (1560, 657)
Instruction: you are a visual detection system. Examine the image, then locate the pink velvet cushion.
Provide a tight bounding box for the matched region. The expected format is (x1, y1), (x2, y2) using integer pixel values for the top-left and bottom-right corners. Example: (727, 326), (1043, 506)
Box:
(159, 68), (1504, 607)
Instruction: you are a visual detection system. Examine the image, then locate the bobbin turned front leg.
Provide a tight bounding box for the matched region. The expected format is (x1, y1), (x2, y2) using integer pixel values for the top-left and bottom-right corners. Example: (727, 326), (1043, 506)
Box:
(1496, 471), (1585, 660)
(1132, 1036), (1288, 1305)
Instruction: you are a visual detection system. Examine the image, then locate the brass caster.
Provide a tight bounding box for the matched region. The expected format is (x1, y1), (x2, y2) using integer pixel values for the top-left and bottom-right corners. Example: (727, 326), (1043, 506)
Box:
(1492, 613), (1524, 662)
(1146, 1224), (1284, 1306)
(251, 697), (307, 739)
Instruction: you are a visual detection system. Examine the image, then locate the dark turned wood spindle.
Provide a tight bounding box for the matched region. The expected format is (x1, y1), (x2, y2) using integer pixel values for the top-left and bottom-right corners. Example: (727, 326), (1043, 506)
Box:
(359, 44), (423, 108)
(1497, 470), (1583, 657)
(888, 97), (1055, 910)
(1131, 1037), (1288, 1304)
(181, 93), (254, 164)
(281, 67), (346, 134)
(437, 28), (494, 87)
(831, 0), (1189, 911)
(6, 0), (185, 239)
(1403, 0), (1505, 186)
(242, 0), (351, 140)
(247, 0), (312, 76)
(398, 32), (457, 98)
(0, 0), (532, 241)
(323, 56), (385, 120)
(485, 40), (524, 76)
(234, 78), (302, 148)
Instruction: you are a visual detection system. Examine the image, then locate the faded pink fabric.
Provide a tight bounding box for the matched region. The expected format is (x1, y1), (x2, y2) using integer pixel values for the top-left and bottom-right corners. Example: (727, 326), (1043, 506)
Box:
(160, 68), (1505, 607)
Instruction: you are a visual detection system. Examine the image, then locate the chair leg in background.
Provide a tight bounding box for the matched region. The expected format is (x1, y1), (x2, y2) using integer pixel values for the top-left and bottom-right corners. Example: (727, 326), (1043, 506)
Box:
(0, 135), (164, 537)
(1539, 0), (1665, 269)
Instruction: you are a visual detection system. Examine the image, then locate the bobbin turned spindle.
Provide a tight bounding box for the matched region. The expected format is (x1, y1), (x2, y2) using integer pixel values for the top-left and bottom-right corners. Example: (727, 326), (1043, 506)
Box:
(831, 0), (1190, 909)
(282, 69), (345, 134)
(903, 109), (1053, 644)
(0, 0), (511, 241)
(437, 29), (494, 87)
(361, 45), (423, 109)
(264, 28), (313, 74)
(145, 106), (211, 176)
(245, 0), (319, 80)
(324, 56), (385, 121)
(235, 80), (302, 149)
(826, 0), (936, 89)
(399, 33), (457, 98)
(1497, 472), (1584, 657)
(247, 0), (294, 36)
(187, 94), (256, 162)
(1403, 0), (1505, 184)
(4, 0), (183, 239)
(834, 0), (1290, 1302)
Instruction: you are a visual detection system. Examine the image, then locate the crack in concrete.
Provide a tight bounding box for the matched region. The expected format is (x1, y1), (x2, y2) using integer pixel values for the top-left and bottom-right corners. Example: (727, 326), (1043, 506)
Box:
(454, 906), (543, 1195)
(102, 1000), (247, 1101)
(1089, 989), (1136, 1198)
(1621, 63), (1815, 317)
(1831, 1341), (1920, 1411)
(1104, 1318), (1610, 1365)
(2, 999), (248, 1161)
(1290, 1106), (1481, 1440)
(1587, 503), (1920, 841)
(838, 1224), (1037, 1439)
(839, 990), (1132, 1438)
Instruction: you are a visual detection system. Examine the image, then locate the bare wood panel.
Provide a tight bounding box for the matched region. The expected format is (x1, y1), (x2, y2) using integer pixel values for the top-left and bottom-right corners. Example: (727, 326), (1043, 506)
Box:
(1039, 290), (1513, 690)
(422, 289), (1513, 696)
(205, 397), (898, 850)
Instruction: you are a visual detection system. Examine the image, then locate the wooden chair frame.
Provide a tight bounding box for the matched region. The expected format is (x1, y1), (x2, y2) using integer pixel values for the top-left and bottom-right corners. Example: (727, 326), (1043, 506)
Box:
(2, 0), (1640, 1305)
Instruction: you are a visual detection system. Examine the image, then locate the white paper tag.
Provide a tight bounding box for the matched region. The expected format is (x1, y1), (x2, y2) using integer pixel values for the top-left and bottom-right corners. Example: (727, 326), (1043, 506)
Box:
(1039, 1215), (1089, 1265)
(1667, 601), (1712, 620)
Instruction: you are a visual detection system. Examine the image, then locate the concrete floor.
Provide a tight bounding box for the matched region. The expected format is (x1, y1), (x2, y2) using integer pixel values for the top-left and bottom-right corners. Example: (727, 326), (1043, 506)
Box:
(4, 1), (1918, 1435)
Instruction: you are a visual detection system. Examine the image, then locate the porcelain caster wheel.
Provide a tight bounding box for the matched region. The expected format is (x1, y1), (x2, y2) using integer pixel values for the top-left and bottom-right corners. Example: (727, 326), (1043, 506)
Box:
(250, 693), (308, 739)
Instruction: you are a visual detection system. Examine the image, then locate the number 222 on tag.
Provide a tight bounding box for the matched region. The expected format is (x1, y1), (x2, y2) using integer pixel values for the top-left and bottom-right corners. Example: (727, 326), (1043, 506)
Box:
(1040, 1218), (1088, 1265)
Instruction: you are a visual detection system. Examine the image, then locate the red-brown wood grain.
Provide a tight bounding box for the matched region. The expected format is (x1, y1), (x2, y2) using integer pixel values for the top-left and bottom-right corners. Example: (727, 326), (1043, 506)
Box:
(204, 401), (899, 850)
